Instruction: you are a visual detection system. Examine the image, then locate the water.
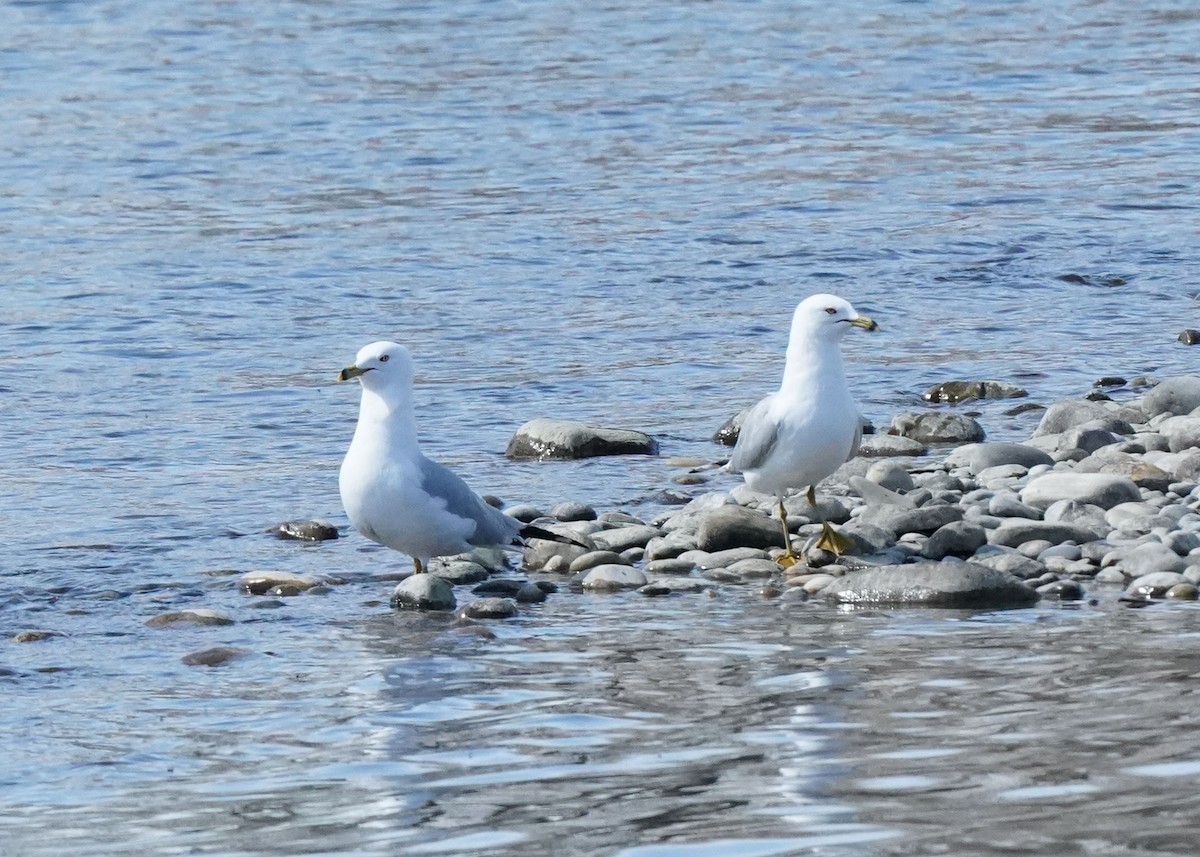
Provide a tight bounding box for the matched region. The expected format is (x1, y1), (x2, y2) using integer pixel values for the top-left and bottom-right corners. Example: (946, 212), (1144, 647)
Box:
(4, 0), (1200, 853)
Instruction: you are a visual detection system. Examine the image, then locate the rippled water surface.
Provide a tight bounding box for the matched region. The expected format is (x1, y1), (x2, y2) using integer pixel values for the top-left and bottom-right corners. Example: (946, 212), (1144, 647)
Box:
(5, 0), (1200, 854)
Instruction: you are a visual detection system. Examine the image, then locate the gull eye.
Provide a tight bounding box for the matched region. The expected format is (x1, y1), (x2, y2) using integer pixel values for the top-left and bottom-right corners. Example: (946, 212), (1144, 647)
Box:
(379, 354), (390, 363)
(824, 306), (837, 315)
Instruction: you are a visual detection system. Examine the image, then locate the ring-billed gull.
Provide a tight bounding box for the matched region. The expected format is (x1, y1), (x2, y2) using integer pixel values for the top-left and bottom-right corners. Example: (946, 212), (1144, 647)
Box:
(338, 341), (580, 574)
(727, 294), (878, 564)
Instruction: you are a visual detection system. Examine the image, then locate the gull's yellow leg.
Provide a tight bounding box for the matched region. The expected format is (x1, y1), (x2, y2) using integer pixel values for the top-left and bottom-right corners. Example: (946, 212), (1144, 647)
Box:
(777, 498), (800, 568)
(413, 557), (424, 575)
(809, 485), (854, 556)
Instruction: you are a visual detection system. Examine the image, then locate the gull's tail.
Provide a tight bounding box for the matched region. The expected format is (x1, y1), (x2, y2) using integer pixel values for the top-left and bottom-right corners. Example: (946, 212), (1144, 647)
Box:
(518, 524), (591, 550)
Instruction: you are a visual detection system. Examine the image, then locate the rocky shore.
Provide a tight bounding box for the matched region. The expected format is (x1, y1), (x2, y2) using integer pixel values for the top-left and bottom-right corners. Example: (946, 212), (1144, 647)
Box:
(386, 373), (1200, 618)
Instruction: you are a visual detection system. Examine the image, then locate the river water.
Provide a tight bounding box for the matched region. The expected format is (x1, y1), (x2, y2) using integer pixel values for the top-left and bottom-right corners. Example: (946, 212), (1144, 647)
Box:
(4, 0), (1200, 854)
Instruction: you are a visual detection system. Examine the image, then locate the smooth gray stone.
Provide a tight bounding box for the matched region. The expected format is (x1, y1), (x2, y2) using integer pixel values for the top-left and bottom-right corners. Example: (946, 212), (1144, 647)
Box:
(948, 442), (1055, 475)
(1059, 424), (1121, 455)
(858, 504), (964, 536)
(1039, 543), (1082, 561)
(391, 575), (456, 611)
(506, 418), (657, 460)
(1118, 542), (1188, 577)
(976, 464), (1029, 483)
(988, 519), (1102, 548)
(146, 609), (235, 628)
(581, 564), (648, 591)
(971, 548), (1049, 580)
(921, 521), (988, 559)
(645, 558), (698, 576)
(727, 558), (783, 578)
(691, 547), (770, 568)
(552, 501), (597, 522)
(1163, 531), (1200, 556)
(849, 475), (916, 509)
(505, 504), (544, 523)
(696, 506), (786, 552)
(639, 578), (715, 596)
(239, 571), (329, 595)
(460, 597), (519, 619)
(1142, 375), (1200, 418)
(1104, 502), (1168, 534)
(429, 561), (491, 585)
(823, 560), (1039, 608)
(644, 533), (699, 560)
(598, 510), (646, 526)
(1074, 451), (1173, 492)
(1159, 415), (1200, 453)
(839, 521), (899, 554)
(890, 412), (985, 445)
(1033, 400), (1139, 437)
(858, 435), (927, 457)
(988, 493), (1042, 520)
(515, 583), (547, 603)
(1042, 500), (1110, 537)
(589, 525), (663, 553)
(1018, 539), (1055, 558)
(568, 550), (628, 573)
(865, 461), (915, 491)
(1021, 473), (1141, 511)
(1095, 567), (1130, 584)
(522, 537), (591, 571)
(1124, 571), (1190, 599)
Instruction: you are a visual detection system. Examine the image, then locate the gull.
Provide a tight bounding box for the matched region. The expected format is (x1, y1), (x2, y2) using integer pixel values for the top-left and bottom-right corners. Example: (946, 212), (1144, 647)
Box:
(337, 341), (578, 574)
(727, 294), (878, 564)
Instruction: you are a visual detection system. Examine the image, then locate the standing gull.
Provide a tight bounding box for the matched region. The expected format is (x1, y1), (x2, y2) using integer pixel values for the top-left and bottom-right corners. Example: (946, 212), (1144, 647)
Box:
(338, 341), (578, 574)
(727, 294), (878, 564)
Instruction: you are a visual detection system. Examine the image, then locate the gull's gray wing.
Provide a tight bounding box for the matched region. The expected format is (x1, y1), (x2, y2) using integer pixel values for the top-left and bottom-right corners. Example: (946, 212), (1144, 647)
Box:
(727, 395), (780, 474)
(418, 455), (521, 547)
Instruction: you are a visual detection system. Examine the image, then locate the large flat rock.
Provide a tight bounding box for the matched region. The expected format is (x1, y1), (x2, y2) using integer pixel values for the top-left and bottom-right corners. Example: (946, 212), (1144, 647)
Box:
(823, 560), (1039, 608)
(1020, 472), (1141, 510)
(506, 418), (657, 460)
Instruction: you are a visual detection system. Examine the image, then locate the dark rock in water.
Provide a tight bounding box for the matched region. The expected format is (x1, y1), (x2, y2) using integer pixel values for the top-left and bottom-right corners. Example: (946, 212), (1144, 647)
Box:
(922, 380), (1028, 404)
(712, 407), (750, 447)
(472, 579), (526, 596)
(696, 506), (785, 552)
(1095, 377), (1127, 388)
(1178, 330), (1200, 346)
(13, 629), (64, 643)
(391, 575), (456, 611)
(504, 504), (544, 523)
(823, 560), (1039, 608)
(460, 597), (519, 619)
(922, 521), (987, 559)
(506, 418), (657, 460)
(1166, 583), (1200, 600)
(890, 412), (985, 445)
(1037, 579), (1085, 600)
(270, 520), (339, 541)
(182, 646), (251, 667)
(239, 571), (331, 595)
(145, 609), (235, 628)
(1005, 402), (1046, 417)
(1143, 375), (1200, 418)
(859, 504), (964, 536)
(515, 583), (547, 603)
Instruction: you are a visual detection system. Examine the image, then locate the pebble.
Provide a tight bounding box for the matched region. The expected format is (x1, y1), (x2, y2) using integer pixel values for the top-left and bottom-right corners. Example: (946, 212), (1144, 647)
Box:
(182, 647), (250, 667)
(581, 565), (648, 591)
(459, 598), (519, 620)
(391, 575), (456, 611)
(568, 550), (628, 573)
(1037, 579), (1085, 600)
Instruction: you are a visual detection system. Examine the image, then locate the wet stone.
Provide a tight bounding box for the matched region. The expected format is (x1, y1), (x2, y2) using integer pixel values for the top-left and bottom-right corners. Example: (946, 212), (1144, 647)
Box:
(581, 564), (648, 591)
(13, 630), (64, 643)
(823, 560), (1040, 608)
(460, 597), (519, 620)
(1166, 583), (1200, 600)
(568, 550), (628, 573)
(145, 609), (235, 628)
(858, 504), (964, 536)
(922, 380), (1028, 404)
(551, 501), (597, 522)
(239, 571), (330, 595)
(391, 575), (456, 611)
(1037, 579), (1085, 600)
(639, 578), (714, 596)
(857, 435), (927, 457)
(182, 647), (250, 667)
(726, 558), (783, 578)
(505, 418), (657, 460)
(1125, 572), (1189, 600)
(473, 579), (526, 596)
(429, 561), (491, 585)
(696, 506), (786, 553)
(890, 411), (985, 445)
(645, 558), (698, 576)
(921, 521), (987, 559)
(270, 520), (339, 541)
(515, 583), (547, 604)
(588, 525), (663, 553)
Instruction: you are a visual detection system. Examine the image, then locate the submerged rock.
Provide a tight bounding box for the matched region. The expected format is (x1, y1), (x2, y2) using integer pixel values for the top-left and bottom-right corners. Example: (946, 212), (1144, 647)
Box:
(459, 597), (519, 619)
(890, 412), (985, 445)
(239, 571), (332, 595)
(581, 564), (648, 591)
(145, 609), (235, 628)
(823, 560), (1039, 608)
(182, 647), (251, 667)
(506, 418), (657, 460)
(270, 520), (339, 541)
(391, 575), (456, 611)
(922, 380), (1028, 404)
